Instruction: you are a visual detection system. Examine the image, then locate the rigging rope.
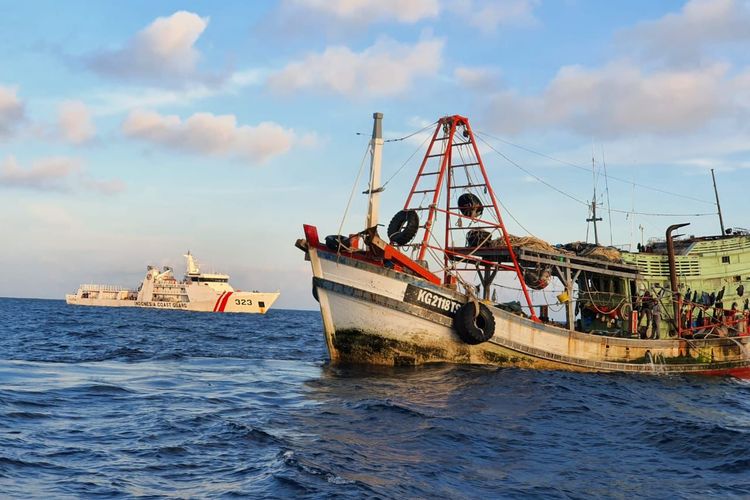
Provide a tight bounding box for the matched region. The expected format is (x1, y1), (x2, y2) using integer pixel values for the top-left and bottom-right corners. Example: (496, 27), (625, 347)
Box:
(383, 121), (437, 143)
(475, 131), (717, 205)
(602, 149), (614, 246)
(336, 141), (371, 242)
(381, 130), (433, 189)
(475, 135), (717, 218)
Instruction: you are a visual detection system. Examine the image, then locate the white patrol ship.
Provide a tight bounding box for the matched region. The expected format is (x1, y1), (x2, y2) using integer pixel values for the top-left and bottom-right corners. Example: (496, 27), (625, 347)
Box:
(65, 252), (279, 314)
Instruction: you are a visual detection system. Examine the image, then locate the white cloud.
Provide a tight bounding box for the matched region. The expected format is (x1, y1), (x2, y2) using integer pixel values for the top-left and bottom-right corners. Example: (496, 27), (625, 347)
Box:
(277, 0), (537, 32)
(267, 38), (443, 97)
(58, 100), (95, 144)
(86, 11), (209, 84)
(121, 109), (296, 164)
(0, 155), (124, 193)
(481, 62), (737, 137)
(282, 0), (439, 24)
(0, 156), (81, 191)
(454, 66), (503, 91)
(0, 85), (25, 138)
(620, 0), (750, 66)
(25, 203), (78, 229)
(448, 0), (538, 33)
(89, 69), (265, 116)
(81, 177), (127, 195)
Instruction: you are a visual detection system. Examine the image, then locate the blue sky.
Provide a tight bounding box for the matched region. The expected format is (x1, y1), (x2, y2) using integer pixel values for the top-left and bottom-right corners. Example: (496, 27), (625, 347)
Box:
(1, 0), (749, 309)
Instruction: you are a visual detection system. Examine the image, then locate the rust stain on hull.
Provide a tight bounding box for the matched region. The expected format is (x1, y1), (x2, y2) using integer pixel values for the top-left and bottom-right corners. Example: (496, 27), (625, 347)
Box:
(330, 328), (750, 377)
(332, 329), (587, 372)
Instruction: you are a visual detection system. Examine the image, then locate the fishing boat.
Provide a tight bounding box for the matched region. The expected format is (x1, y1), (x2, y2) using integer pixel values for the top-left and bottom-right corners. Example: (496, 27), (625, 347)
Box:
(296, 113), (750, 377)
(66, 252), (279, 313)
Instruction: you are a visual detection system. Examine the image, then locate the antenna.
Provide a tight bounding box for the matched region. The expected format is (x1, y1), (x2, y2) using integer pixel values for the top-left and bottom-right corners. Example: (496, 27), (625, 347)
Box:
(710, 169), (725, 236)
(601, 146), (613, 246)
(586, 154), (602, 245)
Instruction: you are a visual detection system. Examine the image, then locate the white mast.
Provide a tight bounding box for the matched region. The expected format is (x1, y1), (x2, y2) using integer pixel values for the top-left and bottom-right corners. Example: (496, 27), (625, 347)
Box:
(365, 112), (384, 229)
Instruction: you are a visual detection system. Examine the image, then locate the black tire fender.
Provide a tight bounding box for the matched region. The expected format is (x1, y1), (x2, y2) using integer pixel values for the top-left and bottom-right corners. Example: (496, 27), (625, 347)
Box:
(387, 210), (419, 246)
(325, 234), (351, 252)
(454, 301), (496, 344)
(466, 229), (491, 248)
(458, 193), (483, 218)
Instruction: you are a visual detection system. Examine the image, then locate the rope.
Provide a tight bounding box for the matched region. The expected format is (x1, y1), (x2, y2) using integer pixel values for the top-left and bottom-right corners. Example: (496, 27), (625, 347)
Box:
(602, 149), (614, 246)
(476, 135), (718, 218)
(383, 121), (437, 143)
(382, 131), (432, 189)
(475, 130), (717, 205)
(497, 198), (535, 236)
(336, 142), (371, 246)
(477, 135), (591, 206)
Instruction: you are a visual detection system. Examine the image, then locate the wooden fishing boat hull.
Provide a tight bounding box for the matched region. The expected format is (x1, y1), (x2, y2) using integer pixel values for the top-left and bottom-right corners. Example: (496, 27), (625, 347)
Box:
(308, 245), (750, 378)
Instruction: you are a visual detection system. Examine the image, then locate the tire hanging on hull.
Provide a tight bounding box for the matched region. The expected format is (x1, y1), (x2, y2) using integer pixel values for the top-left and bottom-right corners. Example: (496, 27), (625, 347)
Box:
(454, 302), (496, 344)
(387, 210), (419, 246)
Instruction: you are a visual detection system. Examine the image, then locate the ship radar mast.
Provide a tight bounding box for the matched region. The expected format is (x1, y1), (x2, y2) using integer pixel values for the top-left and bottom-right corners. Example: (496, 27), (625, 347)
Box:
(184, 251), (200, 275)
(711, 168), (725, 236)
(586, 154), (602, 245)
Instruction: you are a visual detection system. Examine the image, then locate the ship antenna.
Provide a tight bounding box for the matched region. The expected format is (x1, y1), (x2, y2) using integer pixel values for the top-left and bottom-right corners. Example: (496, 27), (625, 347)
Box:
(365, 112), (384, 229)
(710, 168), (726, 236)
(601, 146), (614, 246)
(586, 152), (602, 245)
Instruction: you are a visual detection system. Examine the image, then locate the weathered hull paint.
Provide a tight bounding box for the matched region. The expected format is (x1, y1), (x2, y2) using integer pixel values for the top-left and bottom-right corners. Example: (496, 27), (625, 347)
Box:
(309, 247), (750, 378)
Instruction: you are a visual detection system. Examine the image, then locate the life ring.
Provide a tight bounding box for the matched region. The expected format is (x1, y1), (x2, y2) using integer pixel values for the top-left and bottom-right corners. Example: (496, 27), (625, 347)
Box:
(387, 210), (419, 246)
(458, 193), (483, 218)
(454, 301), (496, 344)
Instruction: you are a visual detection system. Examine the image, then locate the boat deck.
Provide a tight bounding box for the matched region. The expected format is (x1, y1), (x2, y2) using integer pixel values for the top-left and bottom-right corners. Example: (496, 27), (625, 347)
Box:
(447, 245), (641, 279)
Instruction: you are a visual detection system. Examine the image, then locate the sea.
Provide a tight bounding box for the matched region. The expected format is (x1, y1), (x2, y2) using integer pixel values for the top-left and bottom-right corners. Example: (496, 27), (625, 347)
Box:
(0, 297), (748, 499)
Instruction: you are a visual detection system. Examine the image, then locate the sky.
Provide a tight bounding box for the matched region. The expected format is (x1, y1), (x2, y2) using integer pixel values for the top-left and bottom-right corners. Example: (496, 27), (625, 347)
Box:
(1, 0), (749, 309)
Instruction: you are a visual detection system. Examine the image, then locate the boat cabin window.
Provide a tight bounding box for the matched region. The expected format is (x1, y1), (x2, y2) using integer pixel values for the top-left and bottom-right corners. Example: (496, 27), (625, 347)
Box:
(722, 256), (731, 264)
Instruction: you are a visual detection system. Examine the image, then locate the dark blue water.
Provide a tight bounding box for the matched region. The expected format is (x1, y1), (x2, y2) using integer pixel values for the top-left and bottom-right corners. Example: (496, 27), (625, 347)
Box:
(1, 298), (748, 498)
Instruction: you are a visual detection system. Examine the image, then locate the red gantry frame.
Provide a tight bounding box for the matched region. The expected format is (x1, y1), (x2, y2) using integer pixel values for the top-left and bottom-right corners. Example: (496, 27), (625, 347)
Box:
(402, 115), (539, 322)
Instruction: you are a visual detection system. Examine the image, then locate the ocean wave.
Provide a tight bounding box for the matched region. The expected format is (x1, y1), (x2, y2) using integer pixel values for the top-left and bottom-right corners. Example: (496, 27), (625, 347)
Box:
(1, 299), (749, 498)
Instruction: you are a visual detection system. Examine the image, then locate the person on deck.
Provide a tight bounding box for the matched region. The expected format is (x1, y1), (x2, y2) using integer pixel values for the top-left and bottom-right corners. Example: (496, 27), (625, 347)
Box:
(651, 300), (661, 339)
(639, 291), (654, 339)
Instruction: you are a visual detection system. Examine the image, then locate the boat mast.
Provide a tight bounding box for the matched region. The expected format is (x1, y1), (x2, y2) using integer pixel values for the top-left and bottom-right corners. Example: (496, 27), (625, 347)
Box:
(400, 115), (540, 322)
(365, 112), (384, 229)
(587, 155), (602, 245)
(710, 168), (725, 236)
(667, 223), (690, 337)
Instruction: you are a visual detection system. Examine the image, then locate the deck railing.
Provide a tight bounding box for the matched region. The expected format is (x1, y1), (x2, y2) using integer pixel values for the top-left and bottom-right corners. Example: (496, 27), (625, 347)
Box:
(80, 284), (128, 292)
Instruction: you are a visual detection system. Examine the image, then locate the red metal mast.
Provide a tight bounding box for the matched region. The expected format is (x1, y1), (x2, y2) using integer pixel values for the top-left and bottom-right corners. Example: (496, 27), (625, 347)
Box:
(402, 115), (539, 321)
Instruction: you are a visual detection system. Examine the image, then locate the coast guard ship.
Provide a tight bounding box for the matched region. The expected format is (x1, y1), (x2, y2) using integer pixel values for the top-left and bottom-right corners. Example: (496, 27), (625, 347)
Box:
(66, 252), (279, 314)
